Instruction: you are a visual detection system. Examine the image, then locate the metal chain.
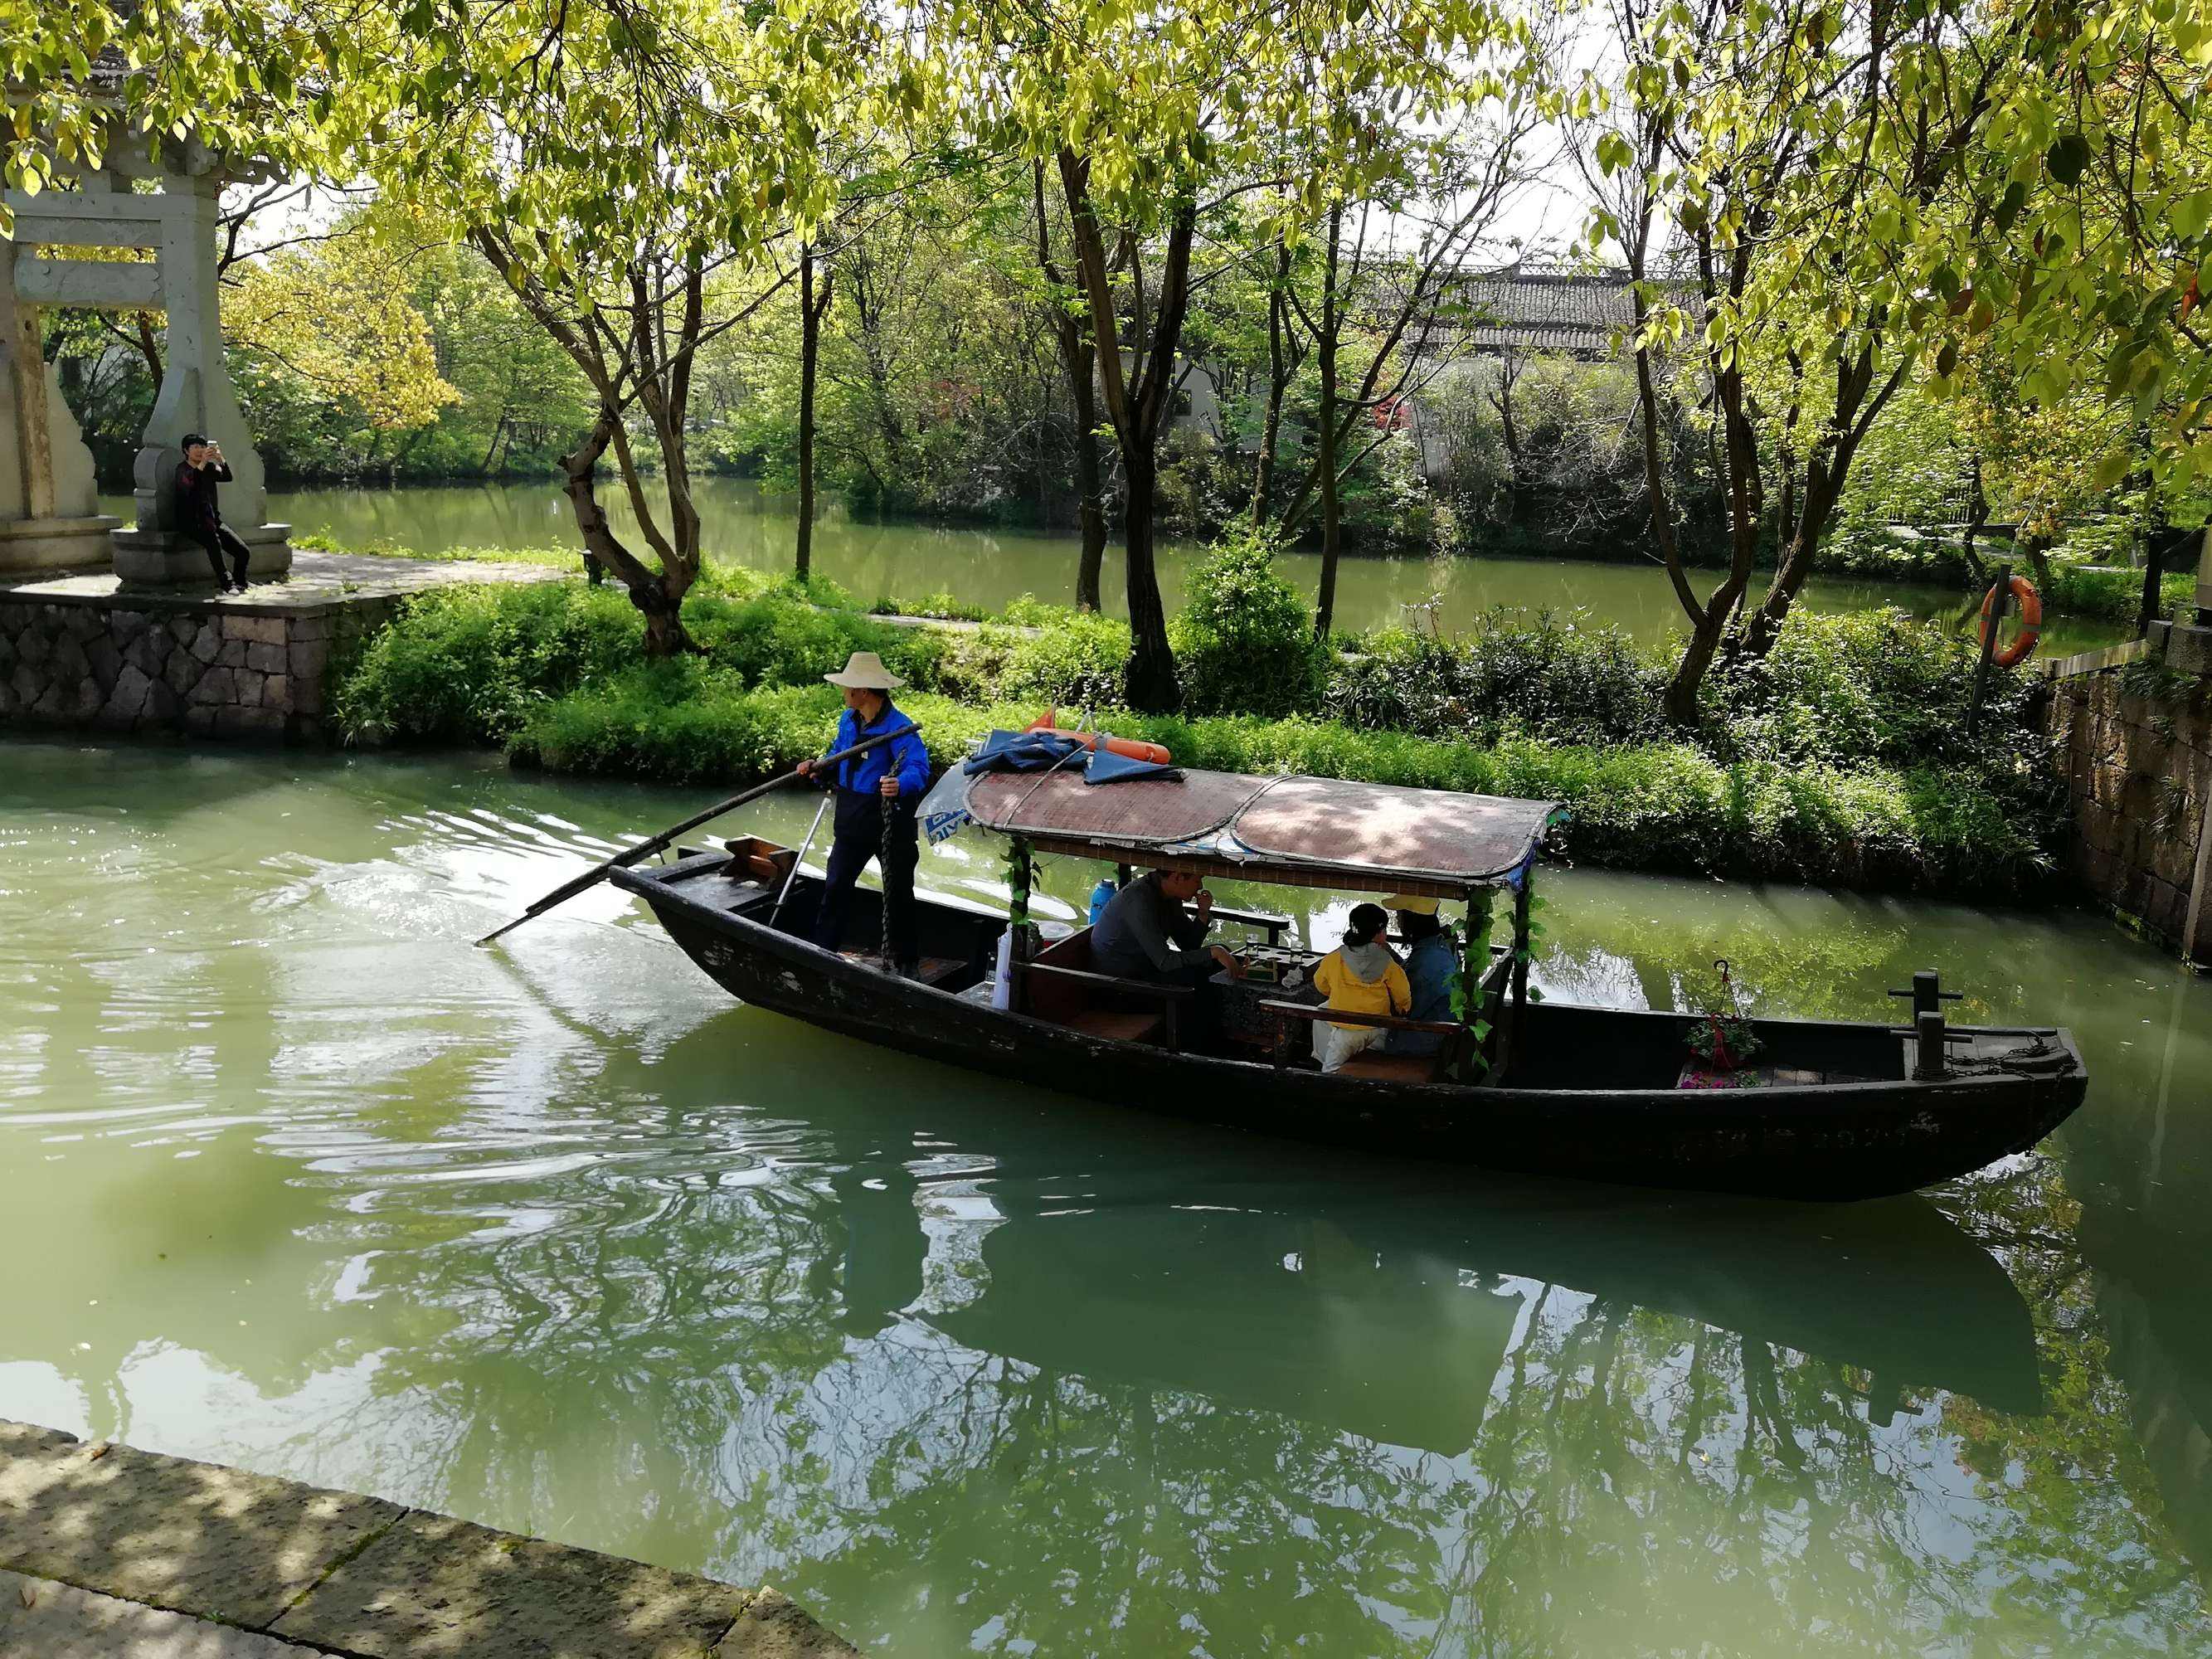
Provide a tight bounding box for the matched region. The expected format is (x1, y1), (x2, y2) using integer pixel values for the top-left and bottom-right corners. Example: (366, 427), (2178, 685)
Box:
(881, 787), (897, 971)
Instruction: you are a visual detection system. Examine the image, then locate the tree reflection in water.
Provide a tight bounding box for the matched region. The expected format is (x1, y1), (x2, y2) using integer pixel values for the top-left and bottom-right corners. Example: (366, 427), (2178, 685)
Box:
(194, 1008), (2187, 1657)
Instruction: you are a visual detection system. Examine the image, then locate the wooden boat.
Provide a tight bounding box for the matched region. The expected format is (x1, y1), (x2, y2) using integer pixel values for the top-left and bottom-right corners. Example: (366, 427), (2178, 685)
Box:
(611, 765), (2087, 1201)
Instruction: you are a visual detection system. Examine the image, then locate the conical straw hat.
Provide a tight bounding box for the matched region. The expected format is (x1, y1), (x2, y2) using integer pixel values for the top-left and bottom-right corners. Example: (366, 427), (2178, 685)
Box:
(823, 650), (905, 690)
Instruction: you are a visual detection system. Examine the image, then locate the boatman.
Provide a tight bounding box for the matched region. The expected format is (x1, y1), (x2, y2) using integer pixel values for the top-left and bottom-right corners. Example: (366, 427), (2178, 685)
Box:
(798, 651), (931, 975)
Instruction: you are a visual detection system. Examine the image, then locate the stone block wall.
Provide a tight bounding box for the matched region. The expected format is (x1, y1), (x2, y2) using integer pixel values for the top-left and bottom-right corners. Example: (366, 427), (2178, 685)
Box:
(0, 592), (398, 742)
(2044, 643), (2212, 963)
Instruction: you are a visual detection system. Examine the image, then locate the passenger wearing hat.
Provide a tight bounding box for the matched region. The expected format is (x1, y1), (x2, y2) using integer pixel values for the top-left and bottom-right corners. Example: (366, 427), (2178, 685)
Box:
(797, 652), (931, 973)
(1382, 893), (1457, 1058)
(175, 434), (250, 592)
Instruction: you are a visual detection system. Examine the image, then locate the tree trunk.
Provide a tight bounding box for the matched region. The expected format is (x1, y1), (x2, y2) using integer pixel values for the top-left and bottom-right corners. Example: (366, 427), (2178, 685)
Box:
(1033, 160), (1110, 611)
(1073, 416), (1107, 611)
(1493, 355), (1529, 526)
(1959, 454), (1990, 581)
(133, 313), (163, 385)
(796, 241), (830, 583)
(1122, 445), (1178, 710)
(1251, 240), (1291, 528)
(1738, 346), (1906, 660)
(1313, 209), (1343, 640)
(561, 410), (693, 654)
(1056, 148), (1185, 710)
(1662, 611), (1730, 727)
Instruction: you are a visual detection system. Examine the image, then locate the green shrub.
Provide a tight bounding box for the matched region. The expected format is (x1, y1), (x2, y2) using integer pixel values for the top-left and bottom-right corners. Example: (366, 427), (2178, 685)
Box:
(1704, 607), (2043, 771)
(2039, 560), (2195, 623)
(329, 581), (644, 744)
(685, 588), (906, 690)
(1169, 529), (1330, 716)
(902, 611), (1131, 711)
(338, 563), (2065, 897)
(1330, 611), (1667, 746)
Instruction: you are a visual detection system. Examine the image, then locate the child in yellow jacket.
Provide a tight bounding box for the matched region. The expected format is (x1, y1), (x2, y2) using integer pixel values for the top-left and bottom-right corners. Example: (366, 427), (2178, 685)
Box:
(1312, 903), (1412, 1071)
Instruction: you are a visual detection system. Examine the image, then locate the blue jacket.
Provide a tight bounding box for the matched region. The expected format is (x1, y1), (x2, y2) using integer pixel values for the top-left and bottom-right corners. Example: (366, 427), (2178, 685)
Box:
(1387, 931), (1458, 1057)
(824, 702), (930, 798)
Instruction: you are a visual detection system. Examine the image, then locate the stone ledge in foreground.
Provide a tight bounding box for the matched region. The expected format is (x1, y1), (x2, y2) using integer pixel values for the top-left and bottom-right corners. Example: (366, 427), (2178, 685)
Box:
(0, 1418), (857, 1657)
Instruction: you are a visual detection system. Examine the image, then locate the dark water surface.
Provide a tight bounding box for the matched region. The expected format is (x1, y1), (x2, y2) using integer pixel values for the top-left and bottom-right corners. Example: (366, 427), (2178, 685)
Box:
(2, 742), (2206, 1655)
(100, 479), (2132, 657)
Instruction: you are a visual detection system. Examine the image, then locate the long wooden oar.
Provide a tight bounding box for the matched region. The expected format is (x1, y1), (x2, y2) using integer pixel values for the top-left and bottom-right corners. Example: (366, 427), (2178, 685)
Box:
(475, 722), (921, 947)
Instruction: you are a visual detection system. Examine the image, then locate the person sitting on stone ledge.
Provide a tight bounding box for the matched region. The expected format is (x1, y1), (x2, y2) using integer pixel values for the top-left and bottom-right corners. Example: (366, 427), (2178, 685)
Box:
(177, 433), (251, 594)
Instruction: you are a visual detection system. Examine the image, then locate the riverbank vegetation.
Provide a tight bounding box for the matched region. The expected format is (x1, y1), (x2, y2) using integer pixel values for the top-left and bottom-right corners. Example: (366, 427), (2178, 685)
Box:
(330, 554), (2061, 895)
(17, 0), (2210, 715)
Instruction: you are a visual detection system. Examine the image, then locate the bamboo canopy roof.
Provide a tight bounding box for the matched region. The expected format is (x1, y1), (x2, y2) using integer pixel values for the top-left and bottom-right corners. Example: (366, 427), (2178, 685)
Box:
(964, 768), (1560, 898)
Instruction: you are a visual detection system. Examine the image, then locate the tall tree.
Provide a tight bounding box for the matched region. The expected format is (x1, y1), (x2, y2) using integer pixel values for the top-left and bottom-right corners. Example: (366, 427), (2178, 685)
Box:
(1578, 0), (2039, 718)
(1030, 160), (1111, 611)
(795, 239), (835, 582)
(361, 0), (873, 654)
(1266, 8), (1547, 637)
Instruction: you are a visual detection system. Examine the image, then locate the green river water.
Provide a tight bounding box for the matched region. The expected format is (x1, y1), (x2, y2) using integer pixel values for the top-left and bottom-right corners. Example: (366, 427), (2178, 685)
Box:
(4, 741), (2209, 1655)
(100, 479), (2134, 658)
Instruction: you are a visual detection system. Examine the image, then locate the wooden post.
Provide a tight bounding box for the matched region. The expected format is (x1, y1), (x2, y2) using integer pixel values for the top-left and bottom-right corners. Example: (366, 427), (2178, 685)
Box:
(1510, 882), (1533, 1007)
(1491, 880), (1534, 1080)
(2185, 787), (2212, 974)
(1909, 969), (1940, 1019)
(1968, 562), (2010, 736)
(1008, 836), (1034, 1013)
(1913, 1010), (1948, 1082)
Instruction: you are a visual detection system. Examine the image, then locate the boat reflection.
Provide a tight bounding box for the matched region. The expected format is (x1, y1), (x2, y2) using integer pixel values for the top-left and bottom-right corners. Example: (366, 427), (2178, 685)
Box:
(926, 1167), (2043, 1455)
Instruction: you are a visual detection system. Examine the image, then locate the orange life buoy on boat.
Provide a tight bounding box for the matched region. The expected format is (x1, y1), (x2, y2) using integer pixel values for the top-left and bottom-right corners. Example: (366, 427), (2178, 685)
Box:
(1979, 576), (2042, 668)
(1028, 708), (1173, 767)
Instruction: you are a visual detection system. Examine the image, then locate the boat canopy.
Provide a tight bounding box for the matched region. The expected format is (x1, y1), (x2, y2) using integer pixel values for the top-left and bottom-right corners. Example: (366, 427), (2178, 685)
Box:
(963, 767), (1562, 898)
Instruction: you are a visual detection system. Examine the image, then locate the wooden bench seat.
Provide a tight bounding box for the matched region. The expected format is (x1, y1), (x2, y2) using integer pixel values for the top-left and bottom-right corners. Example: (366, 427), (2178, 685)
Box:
(1021, 928), (1187, 1048)
(1334, 1051), (1442, 1085)
(836, 951), (968, 988)
(1060, 1007), (1166, 1044)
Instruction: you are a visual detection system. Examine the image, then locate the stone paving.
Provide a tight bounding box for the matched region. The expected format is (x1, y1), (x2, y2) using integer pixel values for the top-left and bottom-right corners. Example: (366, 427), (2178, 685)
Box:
(0, 548), (568, 608)
(0, 1420), (854, 1657)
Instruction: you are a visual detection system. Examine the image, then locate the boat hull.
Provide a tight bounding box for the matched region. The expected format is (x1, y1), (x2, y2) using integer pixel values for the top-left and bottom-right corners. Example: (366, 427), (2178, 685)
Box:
(613, 859), (2088, 1202)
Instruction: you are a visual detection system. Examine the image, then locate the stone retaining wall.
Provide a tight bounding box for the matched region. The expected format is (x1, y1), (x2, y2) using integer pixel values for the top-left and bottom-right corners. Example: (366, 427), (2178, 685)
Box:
(0, 591), (397, 742)
(2044, 638), (2212, 966)
(0, 1418), (854, 1657)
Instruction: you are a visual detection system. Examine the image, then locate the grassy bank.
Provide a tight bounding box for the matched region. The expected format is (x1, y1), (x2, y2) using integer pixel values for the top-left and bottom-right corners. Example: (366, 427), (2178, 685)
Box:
(330, 575), (2063, 898)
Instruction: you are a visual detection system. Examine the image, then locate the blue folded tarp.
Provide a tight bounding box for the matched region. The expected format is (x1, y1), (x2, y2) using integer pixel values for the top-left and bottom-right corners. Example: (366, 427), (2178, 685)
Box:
(963, 728), (1083, 774)
(1081, 744), (1174, 785)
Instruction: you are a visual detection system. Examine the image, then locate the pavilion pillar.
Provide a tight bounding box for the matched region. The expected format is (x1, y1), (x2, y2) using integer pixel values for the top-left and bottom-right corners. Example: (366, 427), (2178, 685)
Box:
(110, 170), (290, 584)
(0, 240), (118, 572)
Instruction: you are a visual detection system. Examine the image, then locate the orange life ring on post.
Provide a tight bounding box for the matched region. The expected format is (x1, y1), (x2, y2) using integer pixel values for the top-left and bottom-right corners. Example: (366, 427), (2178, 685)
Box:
(1980, 577), (2043, 668)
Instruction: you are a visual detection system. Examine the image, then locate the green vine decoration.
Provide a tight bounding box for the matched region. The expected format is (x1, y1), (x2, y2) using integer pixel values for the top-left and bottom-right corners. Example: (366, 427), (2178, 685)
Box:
(1003, 841), (1032, 929)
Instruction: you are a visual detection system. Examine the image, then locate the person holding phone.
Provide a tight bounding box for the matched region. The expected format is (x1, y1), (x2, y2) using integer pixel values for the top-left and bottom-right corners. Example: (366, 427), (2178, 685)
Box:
(176, 433), (251, 592)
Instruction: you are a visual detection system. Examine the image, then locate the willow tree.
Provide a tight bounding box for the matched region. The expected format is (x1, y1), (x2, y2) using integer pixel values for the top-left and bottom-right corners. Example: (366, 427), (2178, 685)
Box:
(1264, 7), (1552, 638)
(1579, 0), (2045, 719)
(1933, 0), (2212, 507)
(925, 0), (1544, 708)
(352, 0), (885, 654)
(7, 0), (883, 656)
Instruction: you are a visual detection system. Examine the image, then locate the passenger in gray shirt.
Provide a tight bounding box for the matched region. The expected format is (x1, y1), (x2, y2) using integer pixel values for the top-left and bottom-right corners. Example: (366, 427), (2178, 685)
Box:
(1091, 868), (1243, 982)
